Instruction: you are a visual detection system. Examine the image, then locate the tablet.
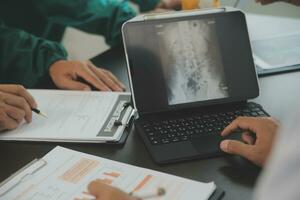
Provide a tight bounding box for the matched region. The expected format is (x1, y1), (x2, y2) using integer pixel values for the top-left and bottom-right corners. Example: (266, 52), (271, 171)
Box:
(122, 8), (259, 113)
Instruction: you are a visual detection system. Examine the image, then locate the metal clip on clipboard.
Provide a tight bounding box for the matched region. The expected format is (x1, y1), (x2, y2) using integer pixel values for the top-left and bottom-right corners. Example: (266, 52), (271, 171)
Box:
(114, 102), (132, 127)
(103, 100), (135, 132)
(101, 101), (135, 144)
(142, 7), (228, 21)
(0, 159), (47, 197)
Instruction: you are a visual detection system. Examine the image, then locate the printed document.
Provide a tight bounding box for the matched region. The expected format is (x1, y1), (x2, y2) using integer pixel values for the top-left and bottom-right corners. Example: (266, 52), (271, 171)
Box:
(0, 146), (216, 200)
(246, 14), (300, 69)
(0, 90), (132, 142)
(252, 33), (300, 69)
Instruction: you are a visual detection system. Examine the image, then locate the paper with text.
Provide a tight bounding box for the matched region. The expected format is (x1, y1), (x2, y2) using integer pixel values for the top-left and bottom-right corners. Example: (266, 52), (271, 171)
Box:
(0, 146), (216, 200)
(0, 90), (131, 142)
(252, 33), (300, 69)
(246, 14), (300, 70)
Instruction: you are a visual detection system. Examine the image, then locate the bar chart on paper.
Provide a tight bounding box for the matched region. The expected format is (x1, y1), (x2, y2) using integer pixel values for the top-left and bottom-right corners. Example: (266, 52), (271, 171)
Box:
(74, 164), (201, 200)
(0, 147), (216, 200)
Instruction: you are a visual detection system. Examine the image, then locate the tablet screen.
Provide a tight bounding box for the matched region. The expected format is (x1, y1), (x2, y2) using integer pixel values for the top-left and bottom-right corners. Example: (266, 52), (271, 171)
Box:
(123, 11), (258, 113)
(156, 18), (228, 105)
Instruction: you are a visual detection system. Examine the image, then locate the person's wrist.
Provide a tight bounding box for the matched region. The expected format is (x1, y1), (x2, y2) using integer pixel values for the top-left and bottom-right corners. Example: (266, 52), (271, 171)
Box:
(49, 60), (67, 78)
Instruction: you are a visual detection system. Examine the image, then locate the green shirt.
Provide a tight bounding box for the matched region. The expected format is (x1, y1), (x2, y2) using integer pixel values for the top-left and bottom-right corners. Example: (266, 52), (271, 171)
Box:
(0, 0), (159, 88)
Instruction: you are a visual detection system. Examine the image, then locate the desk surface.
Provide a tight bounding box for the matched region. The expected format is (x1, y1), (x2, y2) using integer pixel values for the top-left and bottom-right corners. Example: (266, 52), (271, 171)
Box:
(1, 47), (300, 200)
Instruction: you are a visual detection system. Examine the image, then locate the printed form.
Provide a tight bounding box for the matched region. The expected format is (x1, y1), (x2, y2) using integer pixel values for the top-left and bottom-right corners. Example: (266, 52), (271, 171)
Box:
(0, 90), (131, 142)
(0, 146), (216, 200)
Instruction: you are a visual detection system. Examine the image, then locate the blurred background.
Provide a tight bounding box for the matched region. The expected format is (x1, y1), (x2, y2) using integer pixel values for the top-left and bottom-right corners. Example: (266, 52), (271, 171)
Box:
(62, 0), (300, 61)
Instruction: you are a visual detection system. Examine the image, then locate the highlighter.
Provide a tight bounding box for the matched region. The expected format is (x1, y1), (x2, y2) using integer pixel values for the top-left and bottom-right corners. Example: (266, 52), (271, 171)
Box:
(181, 0), (220, 10)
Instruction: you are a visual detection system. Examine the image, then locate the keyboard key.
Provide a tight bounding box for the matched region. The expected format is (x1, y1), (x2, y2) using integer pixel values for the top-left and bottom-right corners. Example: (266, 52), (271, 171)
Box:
(162, 139), (170, 144)
(181, 136), (188, 141)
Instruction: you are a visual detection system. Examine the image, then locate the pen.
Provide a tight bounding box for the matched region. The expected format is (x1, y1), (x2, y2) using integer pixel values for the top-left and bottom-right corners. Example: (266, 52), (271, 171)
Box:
(129, 187), (166, 200)
(31, 108), (47, 118)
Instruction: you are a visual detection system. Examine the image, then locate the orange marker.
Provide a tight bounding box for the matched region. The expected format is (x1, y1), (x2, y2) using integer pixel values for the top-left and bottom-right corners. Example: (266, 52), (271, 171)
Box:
(182, 0), (199, 10)
(182, 0), (220, 10)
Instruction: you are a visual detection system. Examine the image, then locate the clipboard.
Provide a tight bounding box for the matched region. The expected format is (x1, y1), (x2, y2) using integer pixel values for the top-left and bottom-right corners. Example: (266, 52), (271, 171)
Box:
(0, 90), (136, 144)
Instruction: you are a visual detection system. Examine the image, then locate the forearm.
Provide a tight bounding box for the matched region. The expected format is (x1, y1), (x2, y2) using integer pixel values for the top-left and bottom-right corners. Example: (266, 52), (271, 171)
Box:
(0, 22), (67, 88)
(74, 1), (136, 46)
(33, 0), (137, 46)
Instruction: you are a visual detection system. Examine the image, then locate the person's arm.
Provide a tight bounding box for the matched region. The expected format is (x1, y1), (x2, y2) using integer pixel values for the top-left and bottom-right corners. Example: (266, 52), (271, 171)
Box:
(0, 20), (67, 88)
(32, 0), (137, 46)
(0, 21), (125, 92)
(256, 0), (300, 6)
(254, 111), (300, 200)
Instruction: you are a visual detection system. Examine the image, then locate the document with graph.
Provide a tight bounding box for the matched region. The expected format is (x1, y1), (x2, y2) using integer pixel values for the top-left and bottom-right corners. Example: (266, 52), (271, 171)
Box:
(0, 146), (216, 200)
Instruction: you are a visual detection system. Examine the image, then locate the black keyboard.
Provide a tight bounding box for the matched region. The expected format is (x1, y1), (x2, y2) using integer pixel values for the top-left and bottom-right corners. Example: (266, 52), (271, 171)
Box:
(141, 103), (268, 145)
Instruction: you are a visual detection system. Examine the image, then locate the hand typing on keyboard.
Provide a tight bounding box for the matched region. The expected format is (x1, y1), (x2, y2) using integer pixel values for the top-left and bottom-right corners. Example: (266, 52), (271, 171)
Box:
(143, 103), (268, 146)
(220, 117), (279, 166)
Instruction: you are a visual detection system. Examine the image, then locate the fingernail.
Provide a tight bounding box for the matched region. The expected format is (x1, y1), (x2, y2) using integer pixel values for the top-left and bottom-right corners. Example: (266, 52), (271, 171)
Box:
(220, 140), (229, 152)
(26, 117), (31, 123)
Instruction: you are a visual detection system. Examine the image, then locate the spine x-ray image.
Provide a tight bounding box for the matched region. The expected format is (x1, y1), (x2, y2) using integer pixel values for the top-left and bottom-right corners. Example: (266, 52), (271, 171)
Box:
(156, 19), (229, 105)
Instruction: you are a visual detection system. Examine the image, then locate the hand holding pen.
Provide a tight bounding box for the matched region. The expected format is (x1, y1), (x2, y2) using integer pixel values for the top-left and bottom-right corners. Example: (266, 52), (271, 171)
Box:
(0, 84), (44, 131)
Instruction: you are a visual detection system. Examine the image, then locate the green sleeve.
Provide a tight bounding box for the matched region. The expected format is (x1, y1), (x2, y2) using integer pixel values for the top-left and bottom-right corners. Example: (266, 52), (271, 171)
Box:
(33, 0), (137, 46)
(130, 0), (160, 12)
(0, 21), (68, 88)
